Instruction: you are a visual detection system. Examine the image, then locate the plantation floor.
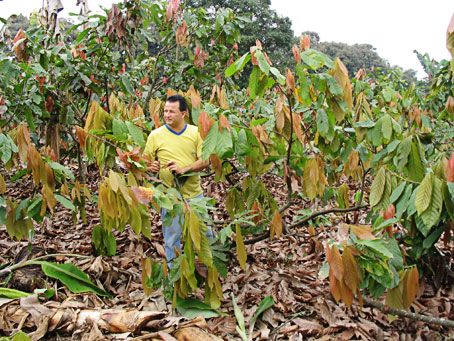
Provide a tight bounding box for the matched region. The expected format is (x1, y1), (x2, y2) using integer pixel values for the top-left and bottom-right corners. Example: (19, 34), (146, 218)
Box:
(1, 165), (454, 340)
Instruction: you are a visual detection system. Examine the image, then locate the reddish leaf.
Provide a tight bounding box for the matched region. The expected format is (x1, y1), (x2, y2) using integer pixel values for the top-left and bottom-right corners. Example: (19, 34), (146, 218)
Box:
(130, 186), (155, 206)
(13, 29), (28, 62)
(218, 114), (231, 133)
(329, 245), (344, 281)
(342, 247), (359, 293)
(286, 69), (295, 91)
(404, 267), (419, 309)
(270, 209), (283, 239)
(448, 152), (454, 182)
(329, 269), (341, 302)
(210, 154), (222, 178)
(198, 110), (214, 140)
(292, 45), (301, 63)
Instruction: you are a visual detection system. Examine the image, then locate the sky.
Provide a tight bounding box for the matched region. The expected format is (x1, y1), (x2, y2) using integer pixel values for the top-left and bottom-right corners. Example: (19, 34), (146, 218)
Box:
(1, 0), (453, 78)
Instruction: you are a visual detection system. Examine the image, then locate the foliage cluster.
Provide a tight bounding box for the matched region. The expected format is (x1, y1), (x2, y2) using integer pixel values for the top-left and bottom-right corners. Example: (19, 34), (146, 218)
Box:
(1, 0), (454, 319)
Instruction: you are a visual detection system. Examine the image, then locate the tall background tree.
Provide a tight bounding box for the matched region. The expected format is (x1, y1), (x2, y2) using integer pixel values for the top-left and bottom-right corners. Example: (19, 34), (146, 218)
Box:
(186, 0), (294, 86)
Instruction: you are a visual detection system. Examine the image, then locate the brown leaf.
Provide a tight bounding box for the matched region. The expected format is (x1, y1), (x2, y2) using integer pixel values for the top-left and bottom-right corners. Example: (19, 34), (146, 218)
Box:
(13, 29), (28, 62)
(218, 114), (231, 133)
(274, 97), (285, 133)
(349, 224), (375, 240)
(286, 69), (295, 91)
(198, 110), (214, 140)
(292, 44), (301, 63)
(342, 247), (359, 293)
(270, 209), (283, 239)
(404, 267), (419, 309)
(130, 186), (155, 206)
(210, 154), (222, 178)
(329, 245), (344, 281)
(292, 318), (322, 335)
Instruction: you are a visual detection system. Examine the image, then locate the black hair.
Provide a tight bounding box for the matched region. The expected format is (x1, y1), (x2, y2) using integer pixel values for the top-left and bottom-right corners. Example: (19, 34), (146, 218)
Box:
(166, 94), (187, 112)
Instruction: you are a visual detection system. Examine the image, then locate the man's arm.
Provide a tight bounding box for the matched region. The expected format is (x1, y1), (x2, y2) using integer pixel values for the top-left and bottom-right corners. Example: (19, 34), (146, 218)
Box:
(167, 157), (209, 175)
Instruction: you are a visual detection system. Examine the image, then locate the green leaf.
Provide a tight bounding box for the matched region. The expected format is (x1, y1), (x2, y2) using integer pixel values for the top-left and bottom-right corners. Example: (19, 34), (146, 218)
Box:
(415, 173), (432, 215)
(353, 120), (375, 128)
(407, 141), (425, 182)
(225, 53), (250, 77)
(31, 261), (111, 297)
(231, 293), (247, 341)
(390, 182), (406, 204)
(395, 184), (413, 219)
(254, 50), (270, 75)
(369, 167), (386, 208)
(248, 66), (260, 99)
(381, 115), (393, 141)
(121, 74), (134, 94)
(357, 239), (393, 258)
(394, 137), (412, 172)
(176, 296), (222, 319)
(55, 194), (76, 211)
(48, 161), (75, 181)
(382, 87), (396, 102)
(448, 182), (454, 199)
(216, 128), (233, 158)
(12, 331), (30, 341)
(0, 287), (31, 298)
(0, 134), (13, 164)
(113, 119), (128, 139)
(202, 122), (219, 161)
(126, 121), (145, 147)
(419, 177), (443, 232)
(250, 296), (274, 326)
(270, 67), (285, 85)
(316, 108), (329, 137)
(369, 118), (383, 147)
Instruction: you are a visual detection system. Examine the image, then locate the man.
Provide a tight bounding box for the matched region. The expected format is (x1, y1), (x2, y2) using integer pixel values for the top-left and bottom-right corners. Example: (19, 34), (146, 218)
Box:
(143, 94), (212, 265)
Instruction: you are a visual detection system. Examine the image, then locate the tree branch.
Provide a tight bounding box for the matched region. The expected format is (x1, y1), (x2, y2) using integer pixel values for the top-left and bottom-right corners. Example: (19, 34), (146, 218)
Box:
(288, 205), (368, 230)
(361, 296), (454, 329)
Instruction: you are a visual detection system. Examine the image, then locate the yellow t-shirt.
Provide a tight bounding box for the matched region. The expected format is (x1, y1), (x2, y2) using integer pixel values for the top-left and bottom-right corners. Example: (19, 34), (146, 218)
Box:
(143, 124), (203, 199)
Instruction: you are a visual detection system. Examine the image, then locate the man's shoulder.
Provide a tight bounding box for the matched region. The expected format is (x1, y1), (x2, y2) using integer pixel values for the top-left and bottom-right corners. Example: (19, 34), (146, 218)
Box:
(185, 124), (200, 135)
(149, 125), (167, 137)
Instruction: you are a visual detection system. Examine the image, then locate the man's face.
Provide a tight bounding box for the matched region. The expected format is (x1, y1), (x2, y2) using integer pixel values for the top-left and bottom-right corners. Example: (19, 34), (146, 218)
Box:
(164, 101), (185, 128)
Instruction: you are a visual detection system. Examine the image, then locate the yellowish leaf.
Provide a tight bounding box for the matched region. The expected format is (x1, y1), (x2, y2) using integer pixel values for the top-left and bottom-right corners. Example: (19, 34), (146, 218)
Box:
(235, 224), (247, 270)
(338, 183), (350, 208)
(42, 184), (56, 212)
(415, 173), (433, 215)
(270, 209), (283, 239)
(303, 158), (319, 200)
(332, 57), (352, 111)
(0, 174), (5, 194)
(198, 232), (213, 266)
(141, 257), (153, 296)
(349, 224), (376, 240)
(187, 209), (201, 250)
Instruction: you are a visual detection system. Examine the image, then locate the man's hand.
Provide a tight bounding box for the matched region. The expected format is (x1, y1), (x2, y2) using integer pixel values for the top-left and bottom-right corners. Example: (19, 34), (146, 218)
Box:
(167, 160), (184, 175)
(150, 160), (161, 173)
